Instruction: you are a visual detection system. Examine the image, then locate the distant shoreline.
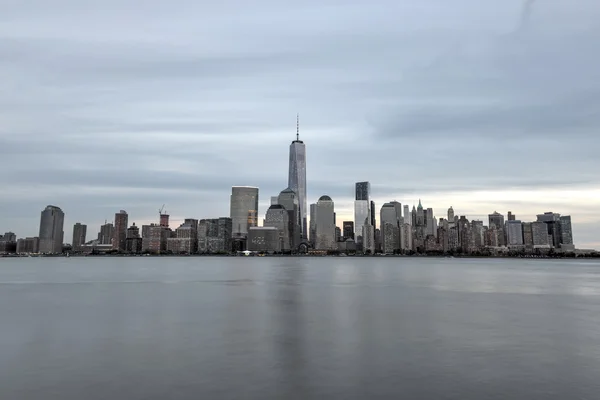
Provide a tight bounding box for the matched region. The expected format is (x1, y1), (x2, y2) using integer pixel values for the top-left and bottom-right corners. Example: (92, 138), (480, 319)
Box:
(2, 253), (598, 259)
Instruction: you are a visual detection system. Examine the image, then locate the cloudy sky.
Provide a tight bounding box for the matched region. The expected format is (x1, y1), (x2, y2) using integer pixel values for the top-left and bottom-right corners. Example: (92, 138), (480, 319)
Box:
(1, 0), (599, 248)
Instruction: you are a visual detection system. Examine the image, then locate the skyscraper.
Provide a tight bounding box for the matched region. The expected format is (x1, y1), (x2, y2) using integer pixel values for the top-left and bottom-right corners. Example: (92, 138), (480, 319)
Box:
(72, 223), (87, 251)
(38, 205), (64, 254)
(315, 195), (336, 250)
(343, 221), (355, 240)
(506, 220), (524, 247)
(448, 206), (455, 221)
(277, 188), (301, 250)
(354, 181), (371, 243)
(559, 216), (573, 246)
(230, 186), (259, 238)
(309, 203), (317, 246)
(113, 210), (128, 251)
(404, 205), (411, 226)
(98, 222), (114, 245)
(288, 114), (307, 239)
(380, 202), (401, 254)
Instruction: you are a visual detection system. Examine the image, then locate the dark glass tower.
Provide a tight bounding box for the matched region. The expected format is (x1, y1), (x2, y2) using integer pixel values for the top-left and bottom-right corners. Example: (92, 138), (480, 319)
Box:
(288, 114), (307, 239)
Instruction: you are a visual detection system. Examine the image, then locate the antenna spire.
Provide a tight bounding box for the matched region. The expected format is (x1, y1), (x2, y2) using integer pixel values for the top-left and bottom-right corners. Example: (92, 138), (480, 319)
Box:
(296, 113), (299, 141)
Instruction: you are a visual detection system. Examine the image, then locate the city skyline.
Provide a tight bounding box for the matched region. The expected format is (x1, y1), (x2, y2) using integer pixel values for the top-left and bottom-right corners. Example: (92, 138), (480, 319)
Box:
(1, 1), (599, 249)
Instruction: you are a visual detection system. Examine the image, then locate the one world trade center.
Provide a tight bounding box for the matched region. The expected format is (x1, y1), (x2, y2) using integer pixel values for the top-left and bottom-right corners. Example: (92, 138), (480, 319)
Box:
(288, 114), (307, 240)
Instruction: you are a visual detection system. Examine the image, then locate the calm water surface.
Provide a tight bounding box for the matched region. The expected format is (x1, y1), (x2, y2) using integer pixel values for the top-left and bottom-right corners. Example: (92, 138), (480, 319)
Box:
(1, 257), (600, 399)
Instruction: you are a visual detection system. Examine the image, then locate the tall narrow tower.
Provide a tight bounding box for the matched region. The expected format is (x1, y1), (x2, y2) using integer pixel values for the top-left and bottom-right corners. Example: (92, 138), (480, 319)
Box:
(288, 114), (307, 239)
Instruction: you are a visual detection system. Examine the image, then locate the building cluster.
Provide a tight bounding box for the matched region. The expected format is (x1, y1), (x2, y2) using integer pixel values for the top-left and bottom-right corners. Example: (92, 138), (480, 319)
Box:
(0, 117), (578, 255)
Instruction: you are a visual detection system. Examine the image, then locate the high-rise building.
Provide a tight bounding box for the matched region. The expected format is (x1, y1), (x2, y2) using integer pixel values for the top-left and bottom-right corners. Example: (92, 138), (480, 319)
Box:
(531, 221), (551, 247)
(426, 208), (435, 237)
(401, 223), (413, 252)
(38, 205), (64, 254)
(370, 200), (376, 227)
(506, 220), (524, 248)
(125, 223), (142, 253)
(488, 211), (505, 246)
(288, 115), (307, 239)
(198, 218), (232, 253)
(142, 224), (169, 253)
(380, 202), (401, 253)
(471, 220), (484, 249)
(536, 212), (561, 248)
(362, 224), (375, 254)
(2, 232), (16, 242)
(559, 216), (573, 246)
(98, 222), (114, 245)
(113, 210), (128, 251)
(167, 219), (198, 254)
(354, 181), (371, 243)
(230, 186), (259, 238)
(404, 205), (411, 226)
(343, 221), (355, 240)
(264, 204), (291, 251)
(315, 195), (336, 250)
(448, 206), (455, 222)
(277, 188), (301, 250)
(508, 211), (516, 221)
(160, 213), (169, 228)
(522, 223), (534, 249)
(488, 211), (504, 229)
(72, 223), (87, 251)
(309, 203), (317, 247)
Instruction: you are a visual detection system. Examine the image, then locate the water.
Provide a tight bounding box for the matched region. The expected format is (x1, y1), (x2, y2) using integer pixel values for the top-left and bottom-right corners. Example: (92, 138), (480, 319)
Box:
(1, 257), (600, 399)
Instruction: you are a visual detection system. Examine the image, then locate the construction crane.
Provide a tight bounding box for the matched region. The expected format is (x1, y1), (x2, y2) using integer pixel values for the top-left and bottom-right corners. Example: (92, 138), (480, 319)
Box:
(159, 204), (166, 216)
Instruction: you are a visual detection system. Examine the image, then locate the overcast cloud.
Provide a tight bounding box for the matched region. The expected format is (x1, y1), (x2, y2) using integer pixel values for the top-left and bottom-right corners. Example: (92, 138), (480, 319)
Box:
(1, 0), (599, 248)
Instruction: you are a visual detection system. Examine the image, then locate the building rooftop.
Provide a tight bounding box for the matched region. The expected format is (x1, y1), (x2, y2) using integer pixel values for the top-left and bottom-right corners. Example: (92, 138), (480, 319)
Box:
(318, 195), (332, 201)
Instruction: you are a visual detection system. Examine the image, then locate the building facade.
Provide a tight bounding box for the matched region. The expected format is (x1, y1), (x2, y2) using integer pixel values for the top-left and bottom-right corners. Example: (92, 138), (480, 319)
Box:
(288, 118), (307, 239)
(354, 181), (371, 244)
(315, 195), (336, 250)
(72, 223), (87, 251)
(247, 227), (281, 252)
(38, 205), (64, 254)
(113, 210), (128, 251)
(230, 186), (259, 238)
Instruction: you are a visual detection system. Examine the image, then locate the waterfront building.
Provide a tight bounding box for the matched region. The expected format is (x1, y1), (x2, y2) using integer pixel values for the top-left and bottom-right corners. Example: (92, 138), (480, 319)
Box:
(198, 218), (232, 253)
(362, 223), (376, 254)
(167, 219), (198, 254)
(354, 181), (370, 244)
(506, 220), (524, 248)
(536, 212), (562, 248)
(488, 211), (506, 246)
(142, 223), (169, 253)
(532, 221), (551, 247)
(264, 204), (291, 251)
(277, 188), (301, 250)
(315, 195), (336, 250)
(288, 115), (307, 239)
(343, 221), (355, 240)
(230, 186), (259, 238)
(380, 202), (401, 253)
(309, 203), (317, 247)
(247, 226), (281, 252)
(72, 223), (87, 251)
(98, 222), (114, 245)
(125, 223), (142, 253)
(16, 237), (39, 253)
(38, 205), (64, 254)
(113, 210), (128, 251)
(559, 216), (573, 246)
